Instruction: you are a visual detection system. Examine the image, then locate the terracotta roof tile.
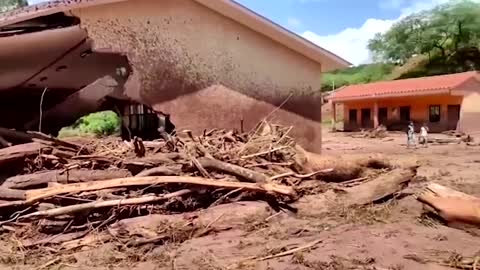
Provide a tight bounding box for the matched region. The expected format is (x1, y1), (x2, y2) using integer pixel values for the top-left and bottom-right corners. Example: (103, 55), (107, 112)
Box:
(330, 71), (480, 101)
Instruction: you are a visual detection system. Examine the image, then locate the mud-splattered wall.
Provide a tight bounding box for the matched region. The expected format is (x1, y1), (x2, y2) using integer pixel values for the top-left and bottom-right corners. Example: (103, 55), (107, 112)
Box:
(73, 0), (324, 152)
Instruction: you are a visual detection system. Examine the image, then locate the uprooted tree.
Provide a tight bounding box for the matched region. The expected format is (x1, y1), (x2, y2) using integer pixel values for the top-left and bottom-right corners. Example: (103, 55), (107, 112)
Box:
(368, 0), (480, 73)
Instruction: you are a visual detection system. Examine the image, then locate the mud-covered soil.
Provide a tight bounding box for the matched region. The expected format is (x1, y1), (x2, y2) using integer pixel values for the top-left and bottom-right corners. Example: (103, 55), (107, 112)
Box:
(2, 131), (480, 270)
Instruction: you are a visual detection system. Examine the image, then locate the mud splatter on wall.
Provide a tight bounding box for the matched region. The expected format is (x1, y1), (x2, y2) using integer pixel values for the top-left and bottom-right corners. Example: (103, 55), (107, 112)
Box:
(73, 0), (324, 151)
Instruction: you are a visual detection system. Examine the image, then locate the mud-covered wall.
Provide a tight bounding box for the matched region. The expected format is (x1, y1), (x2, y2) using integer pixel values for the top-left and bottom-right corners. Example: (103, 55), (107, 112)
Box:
(72, 0), (324, 151)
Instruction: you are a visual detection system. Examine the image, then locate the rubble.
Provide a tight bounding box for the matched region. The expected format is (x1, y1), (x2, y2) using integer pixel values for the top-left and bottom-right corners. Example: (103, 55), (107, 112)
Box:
(349, 125), (389, 139)
(0, 121), (410, 257)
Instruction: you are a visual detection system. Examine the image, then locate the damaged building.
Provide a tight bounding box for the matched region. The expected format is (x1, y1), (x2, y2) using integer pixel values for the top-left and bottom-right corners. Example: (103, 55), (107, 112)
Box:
(0, 0), (350, 152)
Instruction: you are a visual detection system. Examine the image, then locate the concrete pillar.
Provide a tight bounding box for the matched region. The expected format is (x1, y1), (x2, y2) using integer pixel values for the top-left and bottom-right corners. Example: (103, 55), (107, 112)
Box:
(373, 101), (379, 128)
(331, 102), (337, 131)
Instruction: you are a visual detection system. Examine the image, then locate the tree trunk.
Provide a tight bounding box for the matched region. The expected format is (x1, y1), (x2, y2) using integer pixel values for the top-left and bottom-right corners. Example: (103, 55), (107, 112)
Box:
(417, 183), (480, 226)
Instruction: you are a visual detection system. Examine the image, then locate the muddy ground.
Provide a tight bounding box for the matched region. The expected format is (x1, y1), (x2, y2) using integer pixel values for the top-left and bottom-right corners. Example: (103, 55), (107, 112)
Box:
(2, 131), (480, 270)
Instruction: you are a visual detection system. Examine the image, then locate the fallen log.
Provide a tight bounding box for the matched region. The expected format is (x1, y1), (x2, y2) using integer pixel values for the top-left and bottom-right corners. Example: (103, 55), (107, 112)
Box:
(295, 167), (416, 216)
(417, 183), (480, 226)
(293, 145), (363, 182)
(0, 142), (46, 167)
(197, 157), (269, 183)
(293, 145), (391, 182)
(2, 169), (132, 189)
(0, 187), (26, 200)
(19, 189), (193, 220)
(14, 176), (295, 206)
(342, 167), (416, 205)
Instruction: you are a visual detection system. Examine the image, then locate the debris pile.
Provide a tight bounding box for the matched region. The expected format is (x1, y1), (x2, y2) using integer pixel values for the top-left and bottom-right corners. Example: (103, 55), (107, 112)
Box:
(0, 122), (402, 255)
(351, 125), (388, 139)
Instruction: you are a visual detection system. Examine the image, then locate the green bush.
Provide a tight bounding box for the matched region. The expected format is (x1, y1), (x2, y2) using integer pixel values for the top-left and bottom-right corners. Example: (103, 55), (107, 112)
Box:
(58, 111), (121, 138)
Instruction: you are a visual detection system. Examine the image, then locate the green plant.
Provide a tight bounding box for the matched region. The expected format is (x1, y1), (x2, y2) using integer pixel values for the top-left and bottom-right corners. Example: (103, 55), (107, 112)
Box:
(58, 111), (121, 138)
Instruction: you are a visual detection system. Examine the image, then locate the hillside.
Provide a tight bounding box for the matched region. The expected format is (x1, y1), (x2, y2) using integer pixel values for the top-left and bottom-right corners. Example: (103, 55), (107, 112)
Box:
(322, 54), (478, 92)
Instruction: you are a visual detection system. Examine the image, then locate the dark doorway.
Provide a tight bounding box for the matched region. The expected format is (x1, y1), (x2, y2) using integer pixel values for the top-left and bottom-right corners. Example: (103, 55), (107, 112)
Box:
(349, 109), (357, 124)
(361, 108), (371, 128)
(378, 107), (388, 125)
(400, 106), (411, 121)
(447, 105), (461, 130)
(121, 103), (161, 141)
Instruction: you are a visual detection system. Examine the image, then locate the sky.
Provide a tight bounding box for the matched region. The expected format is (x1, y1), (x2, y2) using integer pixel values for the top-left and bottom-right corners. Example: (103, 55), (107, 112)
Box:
(27, 0), (454, 65)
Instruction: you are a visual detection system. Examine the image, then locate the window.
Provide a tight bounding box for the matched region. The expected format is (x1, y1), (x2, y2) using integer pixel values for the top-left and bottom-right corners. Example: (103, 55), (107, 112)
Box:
(429, 105), (441, 123)
(349, 109), (357, 123)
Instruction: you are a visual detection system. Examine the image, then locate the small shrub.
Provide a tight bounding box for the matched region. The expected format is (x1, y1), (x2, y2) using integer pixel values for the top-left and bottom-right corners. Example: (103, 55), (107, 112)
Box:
(58, 111), (121, 138)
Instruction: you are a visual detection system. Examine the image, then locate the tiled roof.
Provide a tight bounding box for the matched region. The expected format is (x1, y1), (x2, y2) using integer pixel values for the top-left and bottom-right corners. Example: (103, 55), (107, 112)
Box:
(330, 71), (480, 101)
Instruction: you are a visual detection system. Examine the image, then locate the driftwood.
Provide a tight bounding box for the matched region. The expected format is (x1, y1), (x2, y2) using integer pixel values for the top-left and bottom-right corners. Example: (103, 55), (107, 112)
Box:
(19, 189), (193, 220)
(197, 157), (269, 183)
(417, 183), (480, 226)
(293, 145), (363, 182)
(293, 145), (391, 182)
(0, 187), (26, 200)
(342, 167), (416, 205)
(0, 142), (46, 166)
(296, 167), (416, 216)
(15, 176), (295, 205)
(2, 169), (132, 189)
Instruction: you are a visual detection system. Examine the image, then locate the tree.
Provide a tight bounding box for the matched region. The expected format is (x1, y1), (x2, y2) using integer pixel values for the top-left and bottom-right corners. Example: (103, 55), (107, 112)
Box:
(368, 0), (480, 70)
(0, 0), (28, 13)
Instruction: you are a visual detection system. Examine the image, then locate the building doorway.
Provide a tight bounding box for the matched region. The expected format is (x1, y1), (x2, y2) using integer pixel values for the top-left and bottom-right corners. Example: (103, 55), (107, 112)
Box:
(447, 105), (461, 130)
(400, 106), (411, 122)
(361, 108), (371, 128)
(349, 109), (357, 125)
(378, 107), (388, 125)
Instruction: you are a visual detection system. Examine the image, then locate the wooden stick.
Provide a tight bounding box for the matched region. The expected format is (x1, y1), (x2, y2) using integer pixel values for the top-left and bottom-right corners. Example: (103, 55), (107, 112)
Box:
(269, 169), (334, 181)
(191, 156), (211, 178)
(20, 190), (192, 220)
(20, 176), (295, 205)
(256, 239), (323, 261)
(240, 146), (289, 159)
(198, 157), (269, 183)
(3, 169), (132, 189)
(245, 162), (294, 168)
(135, 166), (181, 177)
(210, 188), (243, 207)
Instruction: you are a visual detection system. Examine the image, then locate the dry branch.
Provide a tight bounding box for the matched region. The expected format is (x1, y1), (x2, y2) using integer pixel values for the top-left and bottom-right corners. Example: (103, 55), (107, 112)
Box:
(19, 190), (193, 220)
(198, 157), (269, 183)
(2, 169), (132, 189)
(135, 166), (182, 177)
(21, 176), (295, 204)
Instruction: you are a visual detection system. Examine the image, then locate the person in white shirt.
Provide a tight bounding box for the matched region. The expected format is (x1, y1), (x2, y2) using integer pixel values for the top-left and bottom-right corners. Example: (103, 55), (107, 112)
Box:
(419, 123), (429, 147)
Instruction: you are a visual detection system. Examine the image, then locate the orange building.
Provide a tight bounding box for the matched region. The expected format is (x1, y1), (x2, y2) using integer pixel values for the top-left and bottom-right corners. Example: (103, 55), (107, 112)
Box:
(329, 71), (480, 133)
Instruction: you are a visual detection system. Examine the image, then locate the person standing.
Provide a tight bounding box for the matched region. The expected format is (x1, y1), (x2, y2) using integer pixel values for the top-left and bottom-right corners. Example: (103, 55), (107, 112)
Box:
(407, 122), (416, 149)
(419, 123), (429, 147)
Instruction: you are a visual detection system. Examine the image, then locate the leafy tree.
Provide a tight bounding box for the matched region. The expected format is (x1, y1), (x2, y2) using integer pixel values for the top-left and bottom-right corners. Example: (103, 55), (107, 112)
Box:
(368, 0), (480, 71)
(0, 0), (28, 12)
